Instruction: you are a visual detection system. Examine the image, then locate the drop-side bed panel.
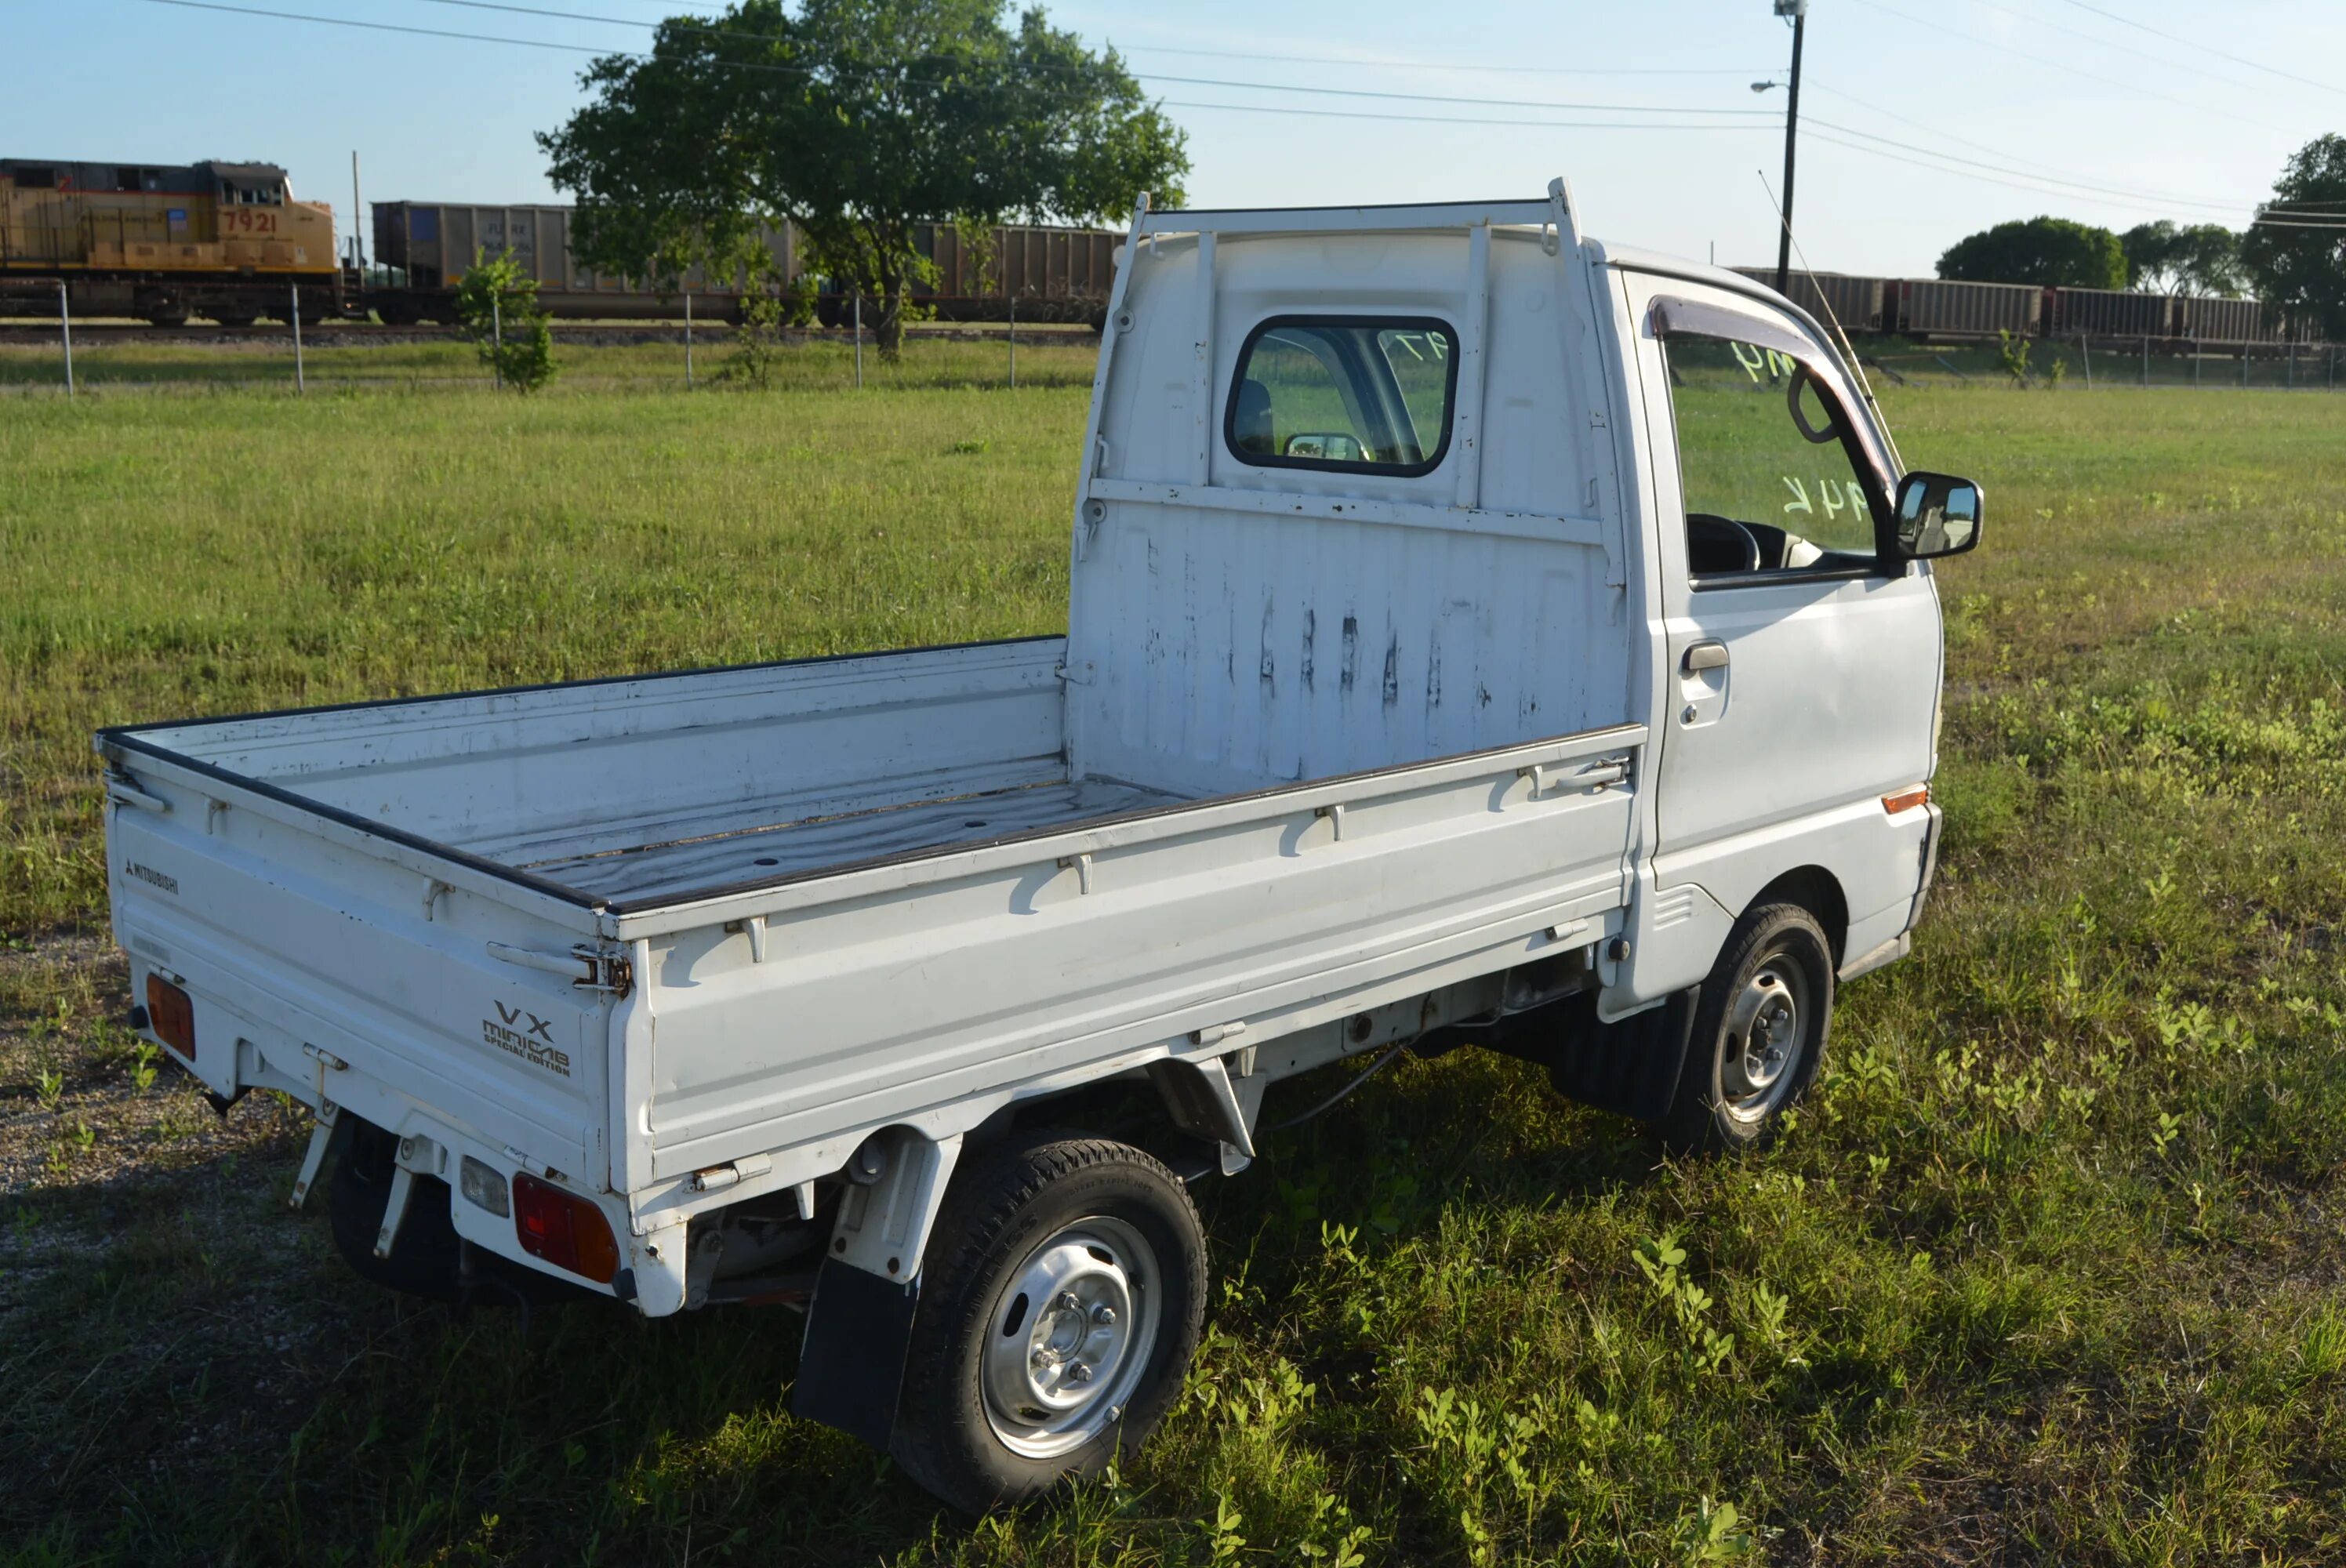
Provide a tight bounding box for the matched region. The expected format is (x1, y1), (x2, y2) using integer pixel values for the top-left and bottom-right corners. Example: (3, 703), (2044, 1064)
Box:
(109, 637), (1074, 877)
(625, 723), (1647, 1183)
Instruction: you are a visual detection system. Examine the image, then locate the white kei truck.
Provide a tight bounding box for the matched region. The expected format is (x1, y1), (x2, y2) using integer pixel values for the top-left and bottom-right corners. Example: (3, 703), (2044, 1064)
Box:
(100, 184), (1980, 1512)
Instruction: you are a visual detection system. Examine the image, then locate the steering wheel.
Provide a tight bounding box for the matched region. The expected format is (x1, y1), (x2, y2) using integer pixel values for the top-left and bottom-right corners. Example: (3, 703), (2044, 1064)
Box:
(1687, 513), (1763, 574)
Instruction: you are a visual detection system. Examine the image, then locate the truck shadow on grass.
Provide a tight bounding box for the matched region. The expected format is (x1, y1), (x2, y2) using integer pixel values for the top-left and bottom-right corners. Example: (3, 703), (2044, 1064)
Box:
(4, 1027), (1676, 1565)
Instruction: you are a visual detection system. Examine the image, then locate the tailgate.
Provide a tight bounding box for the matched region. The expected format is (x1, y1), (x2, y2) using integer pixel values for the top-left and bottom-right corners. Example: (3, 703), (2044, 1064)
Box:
(101, 760), (613, 1182)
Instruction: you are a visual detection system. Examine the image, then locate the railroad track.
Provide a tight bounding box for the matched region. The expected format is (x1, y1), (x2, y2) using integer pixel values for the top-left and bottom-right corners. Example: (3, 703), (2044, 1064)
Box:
(0, 320), (1094, 347)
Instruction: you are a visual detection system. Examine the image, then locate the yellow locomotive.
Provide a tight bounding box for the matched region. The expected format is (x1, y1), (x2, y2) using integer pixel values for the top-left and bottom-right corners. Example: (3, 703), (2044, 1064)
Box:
(1, 157), (340, 325)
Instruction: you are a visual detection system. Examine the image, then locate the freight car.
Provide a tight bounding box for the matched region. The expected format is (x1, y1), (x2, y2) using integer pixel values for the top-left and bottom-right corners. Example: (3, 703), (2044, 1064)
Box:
(0, 158), (340, 325)
(369, 200), (1119, 326)
(1728, 268), (1884, 333)
(369, 201), (796, 325)
(2045, 286), (2172, 338)
(902, 221), (1120, 323)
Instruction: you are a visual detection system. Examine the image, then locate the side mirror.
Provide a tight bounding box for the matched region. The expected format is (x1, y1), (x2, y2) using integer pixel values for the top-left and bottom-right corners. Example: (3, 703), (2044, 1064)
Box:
(1283, 432), (1367, 463)
(1892, 471), (1982, 559)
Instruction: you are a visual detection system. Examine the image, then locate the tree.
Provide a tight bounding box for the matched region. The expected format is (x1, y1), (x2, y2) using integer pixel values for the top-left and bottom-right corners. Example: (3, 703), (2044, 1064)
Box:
(1937, 216), (2127, 289)
(2242, 134), (2346, 341)
(454, 250), (557, 392)
(2123, 220), (2244, 296)
(539, 0), (1189, 356)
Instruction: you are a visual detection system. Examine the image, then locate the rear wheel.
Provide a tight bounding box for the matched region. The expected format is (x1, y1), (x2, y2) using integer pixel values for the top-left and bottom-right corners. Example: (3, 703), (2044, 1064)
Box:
(1662, 902), (1834, 1152)
(328, 1116), (462, 1300)
(889, 1133), (1205, 1513)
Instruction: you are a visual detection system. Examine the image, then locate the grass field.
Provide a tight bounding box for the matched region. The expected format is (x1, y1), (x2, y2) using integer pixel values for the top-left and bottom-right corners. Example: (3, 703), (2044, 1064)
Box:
(5, 347), (2346, 1565)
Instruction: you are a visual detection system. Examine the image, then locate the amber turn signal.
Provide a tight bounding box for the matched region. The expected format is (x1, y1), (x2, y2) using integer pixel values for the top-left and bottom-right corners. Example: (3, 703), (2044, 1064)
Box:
(146, 974), (196, 1059)
(1881, 784), (1930, 815)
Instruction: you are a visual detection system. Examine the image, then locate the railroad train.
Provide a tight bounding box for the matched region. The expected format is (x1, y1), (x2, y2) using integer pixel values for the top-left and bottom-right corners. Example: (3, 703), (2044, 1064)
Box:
(1730, 268), (2291, 345)
(0, 157), (340, 325)
(0, 154), (1120, 328)
(0, 154), (2299, 343)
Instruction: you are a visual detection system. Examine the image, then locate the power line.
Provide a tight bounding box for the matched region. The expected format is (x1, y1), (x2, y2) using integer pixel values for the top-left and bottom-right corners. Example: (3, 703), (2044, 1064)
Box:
(406, 0), (1781, 116)
(132, 0), (1777, 120)
(139, 0), (612, 53)
(1949, 0), (2268, 98)
(1799, 128), (2224, 221)
(1118, 42), (1771, 78)
(2054, 0), (2346, 101)
(416, 1), (1778, 78)
(1803, 127), (2342, 232)
(1840, 0), (2293, 134)
(1803, 82), (2253, 212)
(1157, 100), (1777, 133)
(1139, 75), (1771, 119)
(1803, 118), (2253, 219)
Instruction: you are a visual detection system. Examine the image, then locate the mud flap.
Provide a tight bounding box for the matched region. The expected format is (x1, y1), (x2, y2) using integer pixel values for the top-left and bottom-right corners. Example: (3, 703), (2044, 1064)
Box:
(1546, 985), (1702, 1123)
(792, 1255), (920, 1449)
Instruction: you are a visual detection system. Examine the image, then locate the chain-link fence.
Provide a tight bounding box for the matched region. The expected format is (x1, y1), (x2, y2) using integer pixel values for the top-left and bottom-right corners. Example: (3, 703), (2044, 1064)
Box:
(1860, 335), (2344, 393)
(0, 316), (1099, 397)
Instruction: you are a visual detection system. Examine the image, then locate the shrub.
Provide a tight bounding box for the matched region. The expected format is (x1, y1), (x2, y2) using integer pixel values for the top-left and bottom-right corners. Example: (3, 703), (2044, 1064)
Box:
(454, 249), (557, 394)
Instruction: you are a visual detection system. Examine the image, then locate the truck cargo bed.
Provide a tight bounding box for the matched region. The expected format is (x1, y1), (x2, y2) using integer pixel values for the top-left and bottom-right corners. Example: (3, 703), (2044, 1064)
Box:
(507, 776), (1180, 903)
(100, 637), (1195, 913)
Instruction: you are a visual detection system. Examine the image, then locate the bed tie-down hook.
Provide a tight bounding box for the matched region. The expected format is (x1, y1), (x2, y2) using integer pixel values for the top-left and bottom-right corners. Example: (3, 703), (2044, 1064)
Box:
(486, 942), (634, 997)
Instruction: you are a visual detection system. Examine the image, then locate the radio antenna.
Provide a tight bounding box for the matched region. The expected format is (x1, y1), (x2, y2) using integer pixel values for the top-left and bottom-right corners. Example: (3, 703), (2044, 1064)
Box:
(1756, 169), (1902, 475)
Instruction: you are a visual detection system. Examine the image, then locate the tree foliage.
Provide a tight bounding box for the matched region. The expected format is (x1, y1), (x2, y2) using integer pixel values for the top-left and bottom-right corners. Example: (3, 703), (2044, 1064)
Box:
(453, 249), (558, 393)
(539, 0), (1189, 355)
(2122, 220), (2245, 297)
(1937, 216), (2127, 289)
(2242, 134), (2346, 341)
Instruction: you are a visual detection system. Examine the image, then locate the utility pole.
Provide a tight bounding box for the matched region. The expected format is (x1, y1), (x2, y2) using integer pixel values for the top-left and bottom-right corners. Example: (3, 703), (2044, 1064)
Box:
(1774, 0), (1807, 294)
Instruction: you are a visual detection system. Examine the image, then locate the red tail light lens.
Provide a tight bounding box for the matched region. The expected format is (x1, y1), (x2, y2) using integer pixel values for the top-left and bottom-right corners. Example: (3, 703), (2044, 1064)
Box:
(147, 974), (195, 1059)
(512, 1173), (619, 1283)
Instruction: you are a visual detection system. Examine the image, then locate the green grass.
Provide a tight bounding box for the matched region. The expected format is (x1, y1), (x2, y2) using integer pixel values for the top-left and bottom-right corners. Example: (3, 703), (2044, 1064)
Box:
(6, 350), (2346, 1565)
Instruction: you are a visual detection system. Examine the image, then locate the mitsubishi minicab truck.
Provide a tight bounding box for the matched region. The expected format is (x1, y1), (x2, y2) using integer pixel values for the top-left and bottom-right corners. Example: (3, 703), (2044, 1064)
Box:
(98, 182), (1980, 1510)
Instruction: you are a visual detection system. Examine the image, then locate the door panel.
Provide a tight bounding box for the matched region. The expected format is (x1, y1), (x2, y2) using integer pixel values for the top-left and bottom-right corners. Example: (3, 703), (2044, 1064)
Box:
(1622, 272), (1940, 889)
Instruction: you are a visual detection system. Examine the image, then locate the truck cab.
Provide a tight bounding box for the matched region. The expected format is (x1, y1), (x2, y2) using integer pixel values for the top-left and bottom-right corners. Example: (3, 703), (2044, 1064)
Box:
(99, 183), (1977, 1512)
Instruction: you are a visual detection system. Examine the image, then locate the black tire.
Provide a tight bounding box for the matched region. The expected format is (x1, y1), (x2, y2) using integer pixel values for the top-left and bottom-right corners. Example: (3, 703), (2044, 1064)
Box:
(1662, 902), (1835, 1153)
(327, 1116), (463, 1300)
(889, 1133), (1206, 1513)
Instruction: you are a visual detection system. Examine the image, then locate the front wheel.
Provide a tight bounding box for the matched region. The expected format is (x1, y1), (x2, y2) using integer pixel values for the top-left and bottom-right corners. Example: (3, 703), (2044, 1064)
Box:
(1663, 902), (1835, 1152)
(890, 1134), (1205, 1512)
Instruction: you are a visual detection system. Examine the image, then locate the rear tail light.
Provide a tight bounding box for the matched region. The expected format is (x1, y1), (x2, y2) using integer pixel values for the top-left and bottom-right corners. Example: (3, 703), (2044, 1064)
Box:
(146, 974), (196, 1058)
(1881, 784), (1930, 816)
(512, 1173), (619, 1283)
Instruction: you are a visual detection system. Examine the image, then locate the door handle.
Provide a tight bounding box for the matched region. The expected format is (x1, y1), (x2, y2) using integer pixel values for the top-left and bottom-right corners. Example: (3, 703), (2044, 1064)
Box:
(1682, 641), (1730, 674)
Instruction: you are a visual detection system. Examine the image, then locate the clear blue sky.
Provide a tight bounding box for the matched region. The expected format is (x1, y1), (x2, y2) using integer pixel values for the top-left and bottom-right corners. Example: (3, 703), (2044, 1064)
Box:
(9, 0), (2341, 277)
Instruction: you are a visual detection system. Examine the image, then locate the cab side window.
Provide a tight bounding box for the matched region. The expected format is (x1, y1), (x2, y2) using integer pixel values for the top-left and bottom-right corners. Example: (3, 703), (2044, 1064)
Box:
(1661, 332), (1883, 579)
(1226, 317), (1458, 477)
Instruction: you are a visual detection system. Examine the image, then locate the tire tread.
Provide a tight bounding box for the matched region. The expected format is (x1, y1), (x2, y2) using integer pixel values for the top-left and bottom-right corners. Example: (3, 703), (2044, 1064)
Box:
(1661, 902), (1834, 1155)
(888, 1132), (1204, 1512)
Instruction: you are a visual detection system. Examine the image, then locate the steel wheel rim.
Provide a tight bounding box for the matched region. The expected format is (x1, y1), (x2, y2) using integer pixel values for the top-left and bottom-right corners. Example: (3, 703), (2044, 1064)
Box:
(1720, 953), (1810, 1126)
(980, 1214), (1161, 1460)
